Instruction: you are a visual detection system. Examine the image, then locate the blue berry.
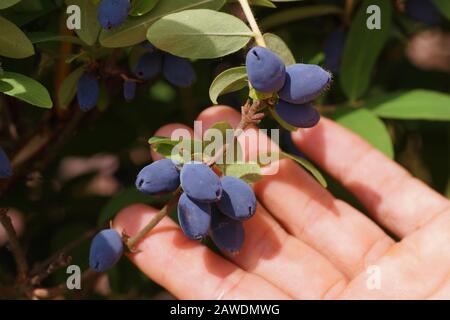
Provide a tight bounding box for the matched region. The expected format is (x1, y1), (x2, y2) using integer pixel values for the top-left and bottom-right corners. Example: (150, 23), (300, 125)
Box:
(210, 208), (245, 254)
(134, 52), (162, 80)
(180, 162), (222, 203)
(177, 193), (211, 240)
(136, 159), (180, 195)
(0, 147), (12, 179)
(324, 30), (346, 73)
(278, 64), (331, 104)
(123, 80), (136, 101)
(97, 0), (130, 30)
(77, 73), (99, 112)
(89, 229), (124, 272)
(246, 46), (286, 93)
(163, 54), (196, 88)
(405, 0), (441, 26)
(217, 176), (256, 221)
(275, 101), (320, 128)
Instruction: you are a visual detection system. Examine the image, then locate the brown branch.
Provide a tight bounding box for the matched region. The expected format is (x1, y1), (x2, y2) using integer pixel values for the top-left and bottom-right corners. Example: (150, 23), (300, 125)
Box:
(0, 208), (28, 283)
(32, 268), (98, 300)
(29, 228), (97, 285)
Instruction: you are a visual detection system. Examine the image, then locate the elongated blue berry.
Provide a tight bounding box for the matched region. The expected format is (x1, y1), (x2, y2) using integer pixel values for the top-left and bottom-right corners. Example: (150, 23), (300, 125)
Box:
(217, 176), (256, 221)
(136, 159), (180, 195)
(275, 101), (320, 128)
(278, 64), (331, 104)
(163, 54), (196, 88)
(324, 30), (346, 73)
(180, 162), (222, 203)
(210, 208), (244, 254)
(123, 80), (136, 101)
(178, 193), (211, 240)
(134, 52), (162, 80)
(89, 229), (123, 272)
(246, 46), (286, 93)
(0, 147), (12, 179)
(405, 0), (441, 26)
(77, 73), (99, 112)
(97, 0), (130, 30)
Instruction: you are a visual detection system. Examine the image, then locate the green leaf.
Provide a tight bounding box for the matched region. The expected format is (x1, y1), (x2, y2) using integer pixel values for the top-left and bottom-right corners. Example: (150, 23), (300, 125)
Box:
(260, 4), (342, 30)
(250, 0), (276, 8)
(0, 0), (21, 9)
(58, 66), (85, 109)
(221, 162), (262, 184)
(209, 66), (247, 104)
(98, 188), (165, 226)
(147, 9), (253, 59)
(279, 151), (327, 188)
(0, 72), (52, 108)
(263, 33), (296, 65)
(0, 16), (34, 58)
(365, 90), (450, 121)
(432, 0), (450, 20)
(130, 0), (160, 16)
(66, 0), (101, 46)
(331, 107), (394, 158)
(340, 0), (392, 101)
(27, 32), (84, 45)
(99, 0), (225, 48)
(148, 136), (203, 163)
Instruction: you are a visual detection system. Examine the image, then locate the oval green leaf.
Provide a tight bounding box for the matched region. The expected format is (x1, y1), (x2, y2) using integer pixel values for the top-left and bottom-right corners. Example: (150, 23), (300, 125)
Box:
(99, 0), (225, 48)
(263, 33), (296, 65)
(58, 66), (86, 109)
(0, 72), (53, 108)
(130, 0), (160, 16)
(66, 0), (101, 46)
(0, 0), (21, 9)
(340, 0), (392, 101)
(147, 9), (253, 59)
(0, 16), (34, 58)
(209, 66), (247, 104)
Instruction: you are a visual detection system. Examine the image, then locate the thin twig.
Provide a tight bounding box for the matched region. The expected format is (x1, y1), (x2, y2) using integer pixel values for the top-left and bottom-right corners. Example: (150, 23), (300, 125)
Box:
(0, 208), (28, 283)
(238, 0), (266, 47)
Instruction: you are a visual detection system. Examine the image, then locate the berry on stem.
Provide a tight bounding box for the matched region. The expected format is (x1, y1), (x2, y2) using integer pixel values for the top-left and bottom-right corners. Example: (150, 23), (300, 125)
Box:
(324, 30), (347, 74)
(217, 176), (256, 220)
(246, 46), (286, 93)
(0, 147), (12, 179)
(177, 193), (212, 240)
(275, 101), (320, 128)
(77, 73), (100, 112)
(210, 208), (245, 254)
(134, 52), (162, 80)
(89, 229), (124, 272)
(278, 64), (331, 104)
(97, 0), (130, 30)
(136, 159), (180, 195)
(180, 162), (222, 203)
(163, 54), (196, 88)
(123, 80), (136, 102)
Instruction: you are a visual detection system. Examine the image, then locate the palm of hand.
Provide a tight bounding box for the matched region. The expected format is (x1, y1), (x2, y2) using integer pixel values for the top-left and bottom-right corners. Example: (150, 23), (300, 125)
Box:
(114, 106), (450, 300)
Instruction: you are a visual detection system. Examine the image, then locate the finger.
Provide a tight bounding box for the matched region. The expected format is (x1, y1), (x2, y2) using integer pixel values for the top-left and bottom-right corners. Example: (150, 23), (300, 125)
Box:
(236, 203), (348, 299)
(151, 123), (194, 161)
(339, 209), (450, 299)
(197, 106), (394, 279)
(291, 118), (450, 238)
(113, 204), (290, 300)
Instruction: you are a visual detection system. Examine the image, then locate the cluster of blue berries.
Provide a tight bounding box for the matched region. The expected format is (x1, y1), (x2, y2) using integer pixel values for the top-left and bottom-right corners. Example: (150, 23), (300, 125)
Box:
(246, 46), (331, 128)
(134, 42), (196, 88)
(136, 159), (256, 253)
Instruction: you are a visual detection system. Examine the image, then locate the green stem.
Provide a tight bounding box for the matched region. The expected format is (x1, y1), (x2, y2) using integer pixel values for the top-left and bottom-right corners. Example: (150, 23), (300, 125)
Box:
(238, 0), (266, 47)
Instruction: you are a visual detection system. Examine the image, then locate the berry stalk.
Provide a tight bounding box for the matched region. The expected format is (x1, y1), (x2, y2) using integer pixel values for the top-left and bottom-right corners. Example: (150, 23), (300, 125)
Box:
(238, 0), (266, 47)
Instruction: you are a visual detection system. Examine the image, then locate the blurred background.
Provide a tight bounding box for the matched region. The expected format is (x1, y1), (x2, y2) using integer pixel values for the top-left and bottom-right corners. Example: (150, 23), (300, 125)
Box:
(0, 0), (449, 299)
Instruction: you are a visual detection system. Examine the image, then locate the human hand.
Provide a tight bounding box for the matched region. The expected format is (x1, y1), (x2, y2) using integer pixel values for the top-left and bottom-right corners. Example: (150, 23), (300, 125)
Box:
(113, 106), (450, 300)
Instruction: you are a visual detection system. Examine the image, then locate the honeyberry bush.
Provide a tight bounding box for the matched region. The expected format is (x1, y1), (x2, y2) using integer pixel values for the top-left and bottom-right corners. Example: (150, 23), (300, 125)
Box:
(0, 0), (449, 299)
